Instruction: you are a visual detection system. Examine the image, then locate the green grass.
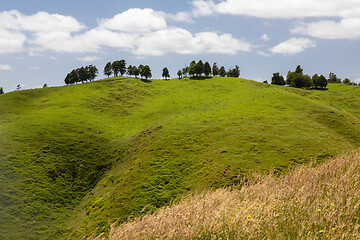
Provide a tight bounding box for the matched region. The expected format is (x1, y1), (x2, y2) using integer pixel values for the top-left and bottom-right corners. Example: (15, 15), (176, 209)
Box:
(0, 77), (360, 239)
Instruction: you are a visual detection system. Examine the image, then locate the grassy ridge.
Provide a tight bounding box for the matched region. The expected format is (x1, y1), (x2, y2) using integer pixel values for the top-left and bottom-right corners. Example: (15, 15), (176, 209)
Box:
(100, 150), (360, 239)
(0, 77), (360, 239)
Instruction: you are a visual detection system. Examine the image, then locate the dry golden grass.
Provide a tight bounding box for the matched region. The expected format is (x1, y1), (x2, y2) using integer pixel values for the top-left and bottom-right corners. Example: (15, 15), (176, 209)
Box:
(93, 151), (360, 240)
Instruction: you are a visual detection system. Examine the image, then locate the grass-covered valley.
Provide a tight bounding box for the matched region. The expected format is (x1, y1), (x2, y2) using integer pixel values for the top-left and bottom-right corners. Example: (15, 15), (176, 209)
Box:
(1, 76), (360, 239)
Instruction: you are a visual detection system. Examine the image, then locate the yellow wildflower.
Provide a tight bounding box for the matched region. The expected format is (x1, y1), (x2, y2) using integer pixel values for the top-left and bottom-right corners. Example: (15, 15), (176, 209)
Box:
(330, 204), (335, 206)
(319, 230), (324, 233)
(247, 215), (251, 218)
(317, 209), (321, 212)
(332, 227), (336, 230)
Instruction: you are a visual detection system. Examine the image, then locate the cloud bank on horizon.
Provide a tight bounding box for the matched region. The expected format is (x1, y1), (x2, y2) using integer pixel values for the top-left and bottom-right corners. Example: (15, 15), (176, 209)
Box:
(0, 0), (359, 58)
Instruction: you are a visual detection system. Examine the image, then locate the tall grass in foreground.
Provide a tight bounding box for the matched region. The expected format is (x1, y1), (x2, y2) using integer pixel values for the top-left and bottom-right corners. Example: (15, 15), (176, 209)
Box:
(92, 151), (360, 239)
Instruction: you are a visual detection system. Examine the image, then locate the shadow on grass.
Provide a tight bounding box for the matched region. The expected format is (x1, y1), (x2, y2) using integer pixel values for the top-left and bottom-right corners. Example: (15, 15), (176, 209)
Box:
(189, 76), (213, 80)
(310, 87), (329, 91)
(141, 79), (152, 83)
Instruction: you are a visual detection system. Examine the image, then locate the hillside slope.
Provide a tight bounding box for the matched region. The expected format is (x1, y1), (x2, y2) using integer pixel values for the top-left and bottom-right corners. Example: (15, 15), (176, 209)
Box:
(99, 150), (360, 240)
(0, 77), (360, 239)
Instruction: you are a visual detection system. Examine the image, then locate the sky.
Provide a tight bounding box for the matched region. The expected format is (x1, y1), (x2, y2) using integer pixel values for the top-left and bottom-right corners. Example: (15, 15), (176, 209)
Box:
(1, 0), (360, 92)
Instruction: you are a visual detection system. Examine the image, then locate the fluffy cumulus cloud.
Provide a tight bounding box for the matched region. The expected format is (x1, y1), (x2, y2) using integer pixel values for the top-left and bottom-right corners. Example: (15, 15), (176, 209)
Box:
(0, 8), (253, 56)
(98, 8), (167, 33)
(292, 18), (360, 39)
(191, 0), (360, 19)
(0, 29), (26, 53)
(270, 38), (316, 55)
(134, 28), (252, 56)
(191, 0), (360, 41)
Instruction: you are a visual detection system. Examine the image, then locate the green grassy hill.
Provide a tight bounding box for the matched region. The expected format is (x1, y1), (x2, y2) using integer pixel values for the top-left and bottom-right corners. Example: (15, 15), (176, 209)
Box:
(0, 77), (360, 239)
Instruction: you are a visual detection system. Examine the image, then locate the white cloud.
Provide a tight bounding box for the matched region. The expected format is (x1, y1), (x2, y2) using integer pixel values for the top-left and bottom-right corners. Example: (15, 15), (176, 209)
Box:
(134, 28), (253, 56)
(0, 64), (12, 70)
(292, 18), (360, 39)
(77, 56), (100, 62)
(164, 11), (194, 23)
(98, 8), (167, 33)
(0, 29), (26, 53)
(261, 34), (270, 41)
(0, 9), (253, 56)
(270, 38), (316, 55)
(191, 0), (360, 19)
(192, 0), (216, 17)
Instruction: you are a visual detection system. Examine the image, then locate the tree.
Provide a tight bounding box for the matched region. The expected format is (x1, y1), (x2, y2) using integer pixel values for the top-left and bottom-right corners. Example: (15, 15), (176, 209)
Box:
(189, 60), (197, 77)
(177, 70), (182, 79)
(0, 87), (4, 94)
(343, 78), (350, 85)
(203, 61), (211, 76)
(295, 65), (303, 74)
(195, 60), (204, 76)
(227, 65), (240, 77)
(111, 61), (120, 77)
(16, 84), (21, 91)
(212, 62), (219, 76)
(86, 65), (98, 81)
(127, 65), (134, 77)
(104, 62), (112, 78)
(328, 72), (341, 83)
(263, 80), (268, 84)
(78, 67), (89, 83)
(119, 59), (126, 76)
(133, 66), (140, 78)
(140, 65), (152, 80)
(219, 66), (226, 77)
(312, 74), (320, 88)
(162, 67), (170, 80)
(271, 72), (285, 85)
(318, 75), (328, 88)
(43, 83), (48, 88)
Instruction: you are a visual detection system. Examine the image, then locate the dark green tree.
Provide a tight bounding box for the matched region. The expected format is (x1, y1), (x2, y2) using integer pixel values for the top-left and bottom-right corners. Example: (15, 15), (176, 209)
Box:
(78, 67), (89, 83)
(16, 84), (21, 91)
(111, 61), (120, 77)
(133, 66), (140, 78)
(86, 65), (98, 81)
(318, 75), (328, 88)
(162, 67), (170, 80)
(119, 59), (126, 76)
(271, 72), (285, 85)
(140, 65), (152, 80)
(227, 65), (240, 77)
(104, 62), (112, 78)
(127, 65), (134, 77)
(0, 87), (4, 94)
(43, 83), (48, 88)
(295, 65), (303, 74)
(212, 62), (219, 76)
(328, 72), (341, 83)
(203, 61), (211, 76)
(195, 60), (204, 76)
(189, 60), (197, 77)
(177, 70), (182, 79)
(312, 74), (320, 88)
(219, 66), (226, 77)
(343, 78), (350, 84)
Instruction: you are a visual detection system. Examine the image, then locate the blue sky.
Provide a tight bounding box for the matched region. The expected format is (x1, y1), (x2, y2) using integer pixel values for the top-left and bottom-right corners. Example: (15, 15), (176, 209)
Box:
(1, 0), (360, 92)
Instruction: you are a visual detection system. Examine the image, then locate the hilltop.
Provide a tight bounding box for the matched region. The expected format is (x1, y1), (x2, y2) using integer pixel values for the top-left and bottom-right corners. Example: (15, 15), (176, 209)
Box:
(0, 77), (360, 239)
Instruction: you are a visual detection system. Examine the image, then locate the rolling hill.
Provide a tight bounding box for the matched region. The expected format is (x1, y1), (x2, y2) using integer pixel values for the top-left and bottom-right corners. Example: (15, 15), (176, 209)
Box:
(1, 77), (360, 239)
